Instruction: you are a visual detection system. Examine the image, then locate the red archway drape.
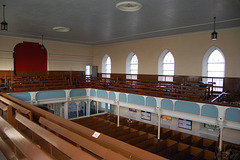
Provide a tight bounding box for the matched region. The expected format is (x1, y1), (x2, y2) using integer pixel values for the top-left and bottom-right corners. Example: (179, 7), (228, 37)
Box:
(13, 42), (47, 71)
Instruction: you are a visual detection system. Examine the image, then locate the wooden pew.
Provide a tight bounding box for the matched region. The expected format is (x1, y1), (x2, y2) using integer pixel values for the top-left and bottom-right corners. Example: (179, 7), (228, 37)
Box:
(170, 146), (202, 160)
(1, 93), (167, 160)
(83, 120), (110, 128)
(181, 135), (202, 146)
(0, 137), (20, 160)
(157, 142), (189, 159)
(0, 96), (31, 117)
(169, 132), (191, 142)
(135, 137), (158, 150)
(125, 134), (149, 145)
(160, 128), (173, 139)
(0, 116), (53, 160)
(15, 112), (97, 160)
(116, 131), (140, 141)
(145, 139), (177, 154)
(39, 116), (129, 160)
(110, 128), (132, 138)
(140, 124), (156, 133)
(0, 96), (32, 130)
(94, 124), (117, 134)
(193, 138), (216, 151)
(0, 101), (8, 116)
(102, 126), (125, 135)
(192, 149), (215, 160)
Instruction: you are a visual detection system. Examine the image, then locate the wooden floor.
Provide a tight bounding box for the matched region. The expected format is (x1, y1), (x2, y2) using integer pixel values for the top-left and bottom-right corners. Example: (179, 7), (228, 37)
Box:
(72, 114), (218, 160)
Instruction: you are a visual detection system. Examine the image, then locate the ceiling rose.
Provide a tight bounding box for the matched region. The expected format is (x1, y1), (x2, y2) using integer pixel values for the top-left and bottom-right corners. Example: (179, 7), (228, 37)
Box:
(116, 1), (142, 12)
(52, 26), (70, 32)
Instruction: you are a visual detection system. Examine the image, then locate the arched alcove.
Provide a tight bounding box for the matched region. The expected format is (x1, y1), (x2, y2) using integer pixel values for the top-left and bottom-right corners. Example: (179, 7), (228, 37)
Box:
(13, 42), (47, 71)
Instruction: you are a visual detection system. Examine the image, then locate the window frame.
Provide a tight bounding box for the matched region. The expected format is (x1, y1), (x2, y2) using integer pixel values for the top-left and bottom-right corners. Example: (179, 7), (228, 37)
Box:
(158, 49), (175, 81)
(102, 54), (111, 78)
(126, 52), (138, 79)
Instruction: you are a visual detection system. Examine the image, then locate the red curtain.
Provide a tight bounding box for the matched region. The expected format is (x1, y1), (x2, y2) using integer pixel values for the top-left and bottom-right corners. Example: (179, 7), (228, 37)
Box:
(14, 42), (47, 71)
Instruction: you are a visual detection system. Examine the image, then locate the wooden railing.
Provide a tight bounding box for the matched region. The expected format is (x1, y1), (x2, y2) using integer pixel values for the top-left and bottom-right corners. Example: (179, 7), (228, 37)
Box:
(79, 76), (212, 101)
(1, 71), (239, 104)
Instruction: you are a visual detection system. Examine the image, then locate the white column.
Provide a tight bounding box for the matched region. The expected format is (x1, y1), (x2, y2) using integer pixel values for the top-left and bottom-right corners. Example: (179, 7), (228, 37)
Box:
(157, 113), (161, 142)
(64, 102), (68, 119)
(117, 105), (120, 127)
(60, 104), (63, 118)
(76, 102), (79, 118)
(96, 101), (99, 114)
(87, 99), (90, 117)
(219, 126), (223, 151)
(217, 107), (226, 152)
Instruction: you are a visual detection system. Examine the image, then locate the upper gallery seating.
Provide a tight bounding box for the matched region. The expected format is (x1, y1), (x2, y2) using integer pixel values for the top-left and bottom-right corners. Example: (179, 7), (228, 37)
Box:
(0, 71), (239, 105)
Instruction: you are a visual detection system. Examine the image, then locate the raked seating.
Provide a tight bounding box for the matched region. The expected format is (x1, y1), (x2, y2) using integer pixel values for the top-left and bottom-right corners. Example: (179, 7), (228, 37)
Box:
(0, 116), (53, 160)
(78, 113), (219, 160)
(0, 92), (164, 160)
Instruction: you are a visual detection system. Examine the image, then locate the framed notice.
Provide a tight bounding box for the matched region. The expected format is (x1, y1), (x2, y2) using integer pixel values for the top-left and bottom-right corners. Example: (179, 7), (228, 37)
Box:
(178, 118), (192, 130)
(141, 111), (151, 121)
(161, 115), (172, 120)
(129, 108), (137, 112)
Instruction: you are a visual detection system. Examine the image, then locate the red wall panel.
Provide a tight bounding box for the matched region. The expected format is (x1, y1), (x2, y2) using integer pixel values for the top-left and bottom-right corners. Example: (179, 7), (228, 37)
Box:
(14, 42), (47, 71)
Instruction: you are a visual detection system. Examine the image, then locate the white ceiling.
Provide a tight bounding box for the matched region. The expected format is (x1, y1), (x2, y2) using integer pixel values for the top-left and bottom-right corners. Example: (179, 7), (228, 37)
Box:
(0, 0), (240, 45)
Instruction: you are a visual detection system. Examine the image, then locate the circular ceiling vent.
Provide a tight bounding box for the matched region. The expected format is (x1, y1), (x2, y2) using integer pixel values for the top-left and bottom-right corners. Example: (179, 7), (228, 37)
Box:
(116, 1), (142, 12)
(52, 27), (70, 32)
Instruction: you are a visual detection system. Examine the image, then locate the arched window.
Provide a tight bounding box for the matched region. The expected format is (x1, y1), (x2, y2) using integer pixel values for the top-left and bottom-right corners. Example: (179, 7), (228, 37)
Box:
(126, 52), (138, 79)
(102, 54), (111, 78)
(158, 49), (175, 81)
(207, 50), (225, 77)
(130, 54), (138, 74)
(202, 46), (225, 92)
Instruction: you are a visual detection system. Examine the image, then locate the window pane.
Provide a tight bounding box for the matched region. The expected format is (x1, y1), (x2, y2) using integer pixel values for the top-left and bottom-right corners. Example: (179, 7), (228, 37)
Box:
(207, 50), (225, 78)
(130, 54), (138, 76)
(163, 52), (174, 77)
(86, 65), (90, 75)
(207, 49), (225, 92)
(104, 56), (111, 75)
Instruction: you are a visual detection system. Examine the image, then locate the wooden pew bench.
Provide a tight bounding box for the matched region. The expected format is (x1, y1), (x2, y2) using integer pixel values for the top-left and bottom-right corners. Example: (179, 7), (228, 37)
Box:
(111, 128), (132, 138)
(1, 93), (166, 160)
(169, 146), (202, 160)
(135, 137), (158, 150)
(145, 139), (177, 154)
(102, 126), (125, 135)
(15, 112), (97, 160)
(80, 118), (106, 127)
(192, 138), (216, 152)
(94, 124), (117, 134)
(0, 137), (20, 160)
(169, 132), (191, 142)
(181, 135), (202, 146)
(0, 116), (53, 160)
(39, 116), (129, 160)
(0, 101), (8, 117)
(193, 149), (215, 160)
(157, 142), (189, 159)
(160, 128), (173, 139)
(0, 96), (32, 118)
(125, 133), (154, 145)
(116, 131), (140, 141)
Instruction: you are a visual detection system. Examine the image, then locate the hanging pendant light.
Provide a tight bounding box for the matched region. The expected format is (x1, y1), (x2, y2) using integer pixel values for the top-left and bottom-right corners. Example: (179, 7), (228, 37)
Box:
(41, 35), (45, 50)
(1, 4), (8, 31)
(211, 17), (217, 40)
